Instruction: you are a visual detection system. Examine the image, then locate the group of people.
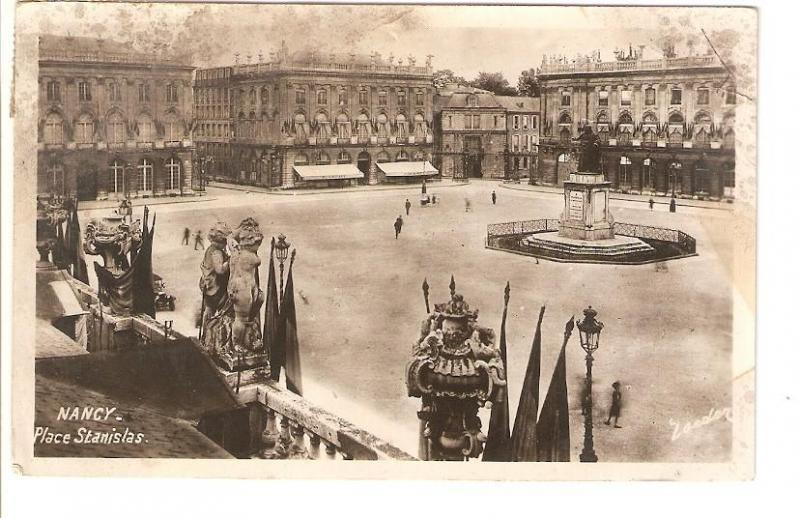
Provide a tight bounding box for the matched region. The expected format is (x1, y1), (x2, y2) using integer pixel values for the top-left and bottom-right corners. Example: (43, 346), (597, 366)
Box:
(183, 227), (206, 250)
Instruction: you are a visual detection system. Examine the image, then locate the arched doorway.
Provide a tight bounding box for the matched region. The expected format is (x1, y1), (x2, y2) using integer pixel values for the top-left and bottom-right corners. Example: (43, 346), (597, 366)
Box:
(464, 136), (482, 178)
(357, 151), (371, 177)
(694, 159), (709, 195)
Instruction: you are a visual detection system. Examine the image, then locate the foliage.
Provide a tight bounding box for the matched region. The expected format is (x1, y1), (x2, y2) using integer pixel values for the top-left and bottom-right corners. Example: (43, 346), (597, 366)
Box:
(516, 68), (540, 97)
(467, 72), (518, 96)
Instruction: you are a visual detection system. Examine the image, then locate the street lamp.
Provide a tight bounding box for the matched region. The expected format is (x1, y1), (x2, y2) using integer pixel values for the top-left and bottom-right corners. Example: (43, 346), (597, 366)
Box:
(577, 306), (604, 463)
(274, 233), (291, 299)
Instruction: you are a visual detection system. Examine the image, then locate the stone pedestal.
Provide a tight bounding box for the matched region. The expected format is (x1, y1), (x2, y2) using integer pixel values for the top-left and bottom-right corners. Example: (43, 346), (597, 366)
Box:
(559, 172), (614, 241)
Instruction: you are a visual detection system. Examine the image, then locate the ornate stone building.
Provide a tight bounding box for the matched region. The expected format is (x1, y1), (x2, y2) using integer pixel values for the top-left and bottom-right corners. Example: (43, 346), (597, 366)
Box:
(433, 85), (539, 180)
(536, 51), (736, 199)
(194, 43), (436, 188)
(38, 36), (195, 201)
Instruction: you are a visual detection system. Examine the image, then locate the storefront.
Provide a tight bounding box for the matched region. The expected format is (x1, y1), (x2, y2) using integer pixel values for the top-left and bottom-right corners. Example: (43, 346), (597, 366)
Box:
(292, 164), (364, 189)
(377, 161), (439, 184)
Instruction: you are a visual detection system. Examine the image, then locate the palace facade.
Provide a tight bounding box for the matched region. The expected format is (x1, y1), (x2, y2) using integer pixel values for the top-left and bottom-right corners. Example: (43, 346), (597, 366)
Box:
(37, 36), (196, 201)
(536, 52), (736, 199)
(194, 43), (436, 188)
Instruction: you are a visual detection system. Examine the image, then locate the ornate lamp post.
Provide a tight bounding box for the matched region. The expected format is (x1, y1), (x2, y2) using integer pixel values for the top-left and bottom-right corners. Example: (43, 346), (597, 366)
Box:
(274, 233), (291, 299)
(577, 306), (603, 463)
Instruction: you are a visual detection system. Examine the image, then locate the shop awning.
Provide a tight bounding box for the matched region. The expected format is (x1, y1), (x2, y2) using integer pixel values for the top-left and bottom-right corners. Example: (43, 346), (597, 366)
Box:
(293, 164), (364, 180)
(377, 161), (439, 177)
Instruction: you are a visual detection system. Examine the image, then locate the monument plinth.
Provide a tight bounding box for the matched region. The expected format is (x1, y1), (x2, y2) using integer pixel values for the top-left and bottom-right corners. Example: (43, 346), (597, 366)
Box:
(559, 172), (614, 241)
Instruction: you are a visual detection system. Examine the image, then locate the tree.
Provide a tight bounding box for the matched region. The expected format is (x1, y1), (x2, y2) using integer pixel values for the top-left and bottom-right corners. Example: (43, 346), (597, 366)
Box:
(517, 68), (541, 97)
(468, 72), (517, 96)
(433, 69), (467, 89)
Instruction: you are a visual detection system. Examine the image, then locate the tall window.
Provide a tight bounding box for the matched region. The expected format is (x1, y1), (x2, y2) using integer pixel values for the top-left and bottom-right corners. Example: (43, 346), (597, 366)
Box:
(356, 113), (370, 138)
(619, 112), (633, 125)
(109, 82), (122, 102)
(561, 91), (571, 106)
(359, 88), (368, 105)
(46, 163), (65, 195)
(726, 87), (736, 104)
(619, 156), (632, 185)
(620, 90), (632, 106)
(395, 114), (407, 138)
(295, 88), (306, 104)
(668, 128), (683, 146)
(75, 114), (94, 144)
(598, 90), (608, 106)
(465, 115), (480, 129)
(397, 90), (406, 106)
(378, 90), (388, 106)
(559, 127), (571, 144)
(136, 114), (154, 142)
(643, 128), (657, 146)
(109, 160), (125, 194)
(513, 116), (520, 130)
(138, 83), (151, 103)
(317, 90), (327, 105)
(512, 134), (520, 152)
(532, 116), (538, 129)
(697, 88), (709, 105)
(670, 88), (682, 105)
(165, 115), (182, 141)
(336, 113), (350, 139)
(415, 90), (424, 106)
(294, 153), (309, 166)
(261, 87), (269, 105)
(249, 88), (256, 104)
(338, 89), (347, 107)
(46, 81), (61, 102)
(523, 116), (529, 129)
(645, 87), (656, 105)
(137, 159), (153, 191)
(106, 112), (125, 143)
(166, 83), (179, 103)
(337, 151), (351, 163)
(642, 158), (655, 191)
(166, 158), (181, 190)
(78, 81), (92, 102)
(44, 113), (63, 144)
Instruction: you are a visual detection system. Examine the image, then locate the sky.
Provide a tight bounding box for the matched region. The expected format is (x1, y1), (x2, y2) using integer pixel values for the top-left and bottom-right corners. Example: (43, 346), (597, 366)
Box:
(16, 2), (756, 85)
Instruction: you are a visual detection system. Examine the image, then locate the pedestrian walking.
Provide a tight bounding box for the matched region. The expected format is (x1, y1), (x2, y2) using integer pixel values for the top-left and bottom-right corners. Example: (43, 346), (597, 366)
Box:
(194, 230), (205, 250)
(491, 190), (497, 205)
(649, 197), (654, 211)
(405, 198), (411, 216)
(182, 227), (191, 246)
(394, 215), (403, 239)
(464, 198), (472, 212)
(605, 381), (623, 428)
(669, 197), (677, 213)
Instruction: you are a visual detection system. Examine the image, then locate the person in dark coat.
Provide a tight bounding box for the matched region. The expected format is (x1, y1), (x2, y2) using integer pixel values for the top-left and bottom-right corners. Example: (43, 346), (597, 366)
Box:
(491, 190), (497, 205)
(194, 230), (205, 250)
(405, 198), (411, 216)
(605, 381), (623, 428)
(182, 227), (191, 246)
(394, 215), (403, 239)
(649, 197), (654, 211)
(669, 197), (677, 213)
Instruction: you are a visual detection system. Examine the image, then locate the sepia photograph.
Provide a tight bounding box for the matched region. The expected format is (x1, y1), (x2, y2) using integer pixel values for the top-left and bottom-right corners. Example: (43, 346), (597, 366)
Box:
(9, 1), (757, 480)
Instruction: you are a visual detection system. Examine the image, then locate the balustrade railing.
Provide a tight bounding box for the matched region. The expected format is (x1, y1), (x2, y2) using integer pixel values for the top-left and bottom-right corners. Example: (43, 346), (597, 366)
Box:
(539, 55), (719, 76)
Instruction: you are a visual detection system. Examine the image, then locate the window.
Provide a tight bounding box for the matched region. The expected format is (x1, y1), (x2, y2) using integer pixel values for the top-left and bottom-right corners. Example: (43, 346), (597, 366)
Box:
(317, 90), (328, 105)
(137, 159), (153, 191)
(619, 156), (632, 185)
(598, 90), (609, 106)
(44, 113), (63, 144)
(645, 88), (656, 106)
(138, 83), (150, 103)
(378, 90), (387, 106)
(524, 134), (530, 151)
(559, 127), (571, 144)
(166, 83), (179, 103)
(643, 128), (657, 146)
(618, 130), (631, 146)
(642, 158), (655, 190)
(356, 113), (370, 138)
(261, 87), (269, 105)
(78, 81), (92, 102)
(467, 95), (478, 108)
(166, 158), (181, 190)
(619, 112), (633, 125)
(415, 90), (424, 106)
(317, 152), (331, 165)
(620, 90), (632, 106)
(464, 114), (480, 129)
(359, 88), (368, 105)
(249, 89), (256, 104)
(396, 150), (409, 162)
(336, 113), (350, 139)
(559, 112), (572, 125)
(532, 116), (538, 129)
(694, 128), (710, 148)
(377, 113), (389, 137)
(337, 151), (351, 164)
(513, 116), (520, 130)
(726, 87), (736, 104)
(668, 112), (684, 124)
(697, 88), (709, 105)
(294, 153), (309, 166)
(338, 90), (347, 106)
(512, 134), (520, 152)
(447, 115), (453, 129)
(295, 88), (306, 104)
(47, 81), (61, 102)
(397, 90), (406, 106)
(523, 116), (529, 130)
(136, 114), (154, 142)
(165, 115), (182, 141)
(670, 88), (682, 105)
(561, 91), (571, 106)
(413, 113), (426, 137)
(46, 163), (65, 195)
(668, 129), (683, 146)
(109, 82), (122, 102)
(109, 160), (125, 193)
(376, 151), (390, 163)
(106, 112), (125, 143)
(75, 114), (94, 144)
(643, 112), (658, 124)
(522, 157), (529, 169)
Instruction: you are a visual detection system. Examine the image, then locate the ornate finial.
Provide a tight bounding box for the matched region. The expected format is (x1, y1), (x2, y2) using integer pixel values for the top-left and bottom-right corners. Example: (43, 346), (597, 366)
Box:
(449, 275), (456, 297)
(503, 281), (510, 307)
(433, 293), (478, 321)
(565, 315), (575, 337)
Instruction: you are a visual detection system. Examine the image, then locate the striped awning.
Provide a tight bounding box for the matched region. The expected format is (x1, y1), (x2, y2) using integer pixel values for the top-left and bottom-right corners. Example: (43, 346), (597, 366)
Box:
(377, 161), (439, 177)
(293, 164), (364, 180)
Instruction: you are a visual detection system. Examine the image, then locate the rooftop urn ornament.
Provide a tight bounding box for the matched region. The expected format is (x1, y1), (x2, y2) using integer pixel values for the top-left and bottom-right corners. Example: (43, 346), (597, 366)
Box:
(406, 276), (507, 460)
(577, 306), (604, 462)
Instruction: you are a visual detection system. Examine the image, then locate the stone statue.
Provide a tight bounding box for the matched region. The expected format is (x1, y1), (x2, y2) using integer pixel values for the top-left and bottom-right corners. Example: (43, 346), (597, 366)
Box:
(576, 125), (602, 173)
(199, 221), (233, 354)
(227, 217), (265, 355)
(36, 196), (67, 263)
(406, 283), (506, 460)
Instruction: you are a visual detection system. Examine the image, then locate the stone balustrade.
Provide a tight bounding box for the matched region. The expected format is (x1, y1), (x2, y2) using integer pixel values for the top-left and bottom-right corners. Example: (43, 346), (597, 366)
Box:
(232, 61), (431, 78)
(539, 55), (720, 76)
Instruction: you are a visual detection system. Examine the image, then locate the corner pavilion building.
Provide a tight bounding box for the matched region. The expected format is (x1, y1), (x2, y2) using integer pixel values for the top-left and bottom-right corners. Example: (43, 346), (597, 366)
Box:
(193, 42), (438, 189)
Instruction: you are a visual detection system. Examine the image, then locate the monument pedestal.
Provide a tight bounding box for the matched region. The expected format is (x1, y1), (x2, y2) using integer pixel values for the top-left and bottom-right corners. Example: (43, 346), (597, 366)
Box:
(559, 172), (614, 241)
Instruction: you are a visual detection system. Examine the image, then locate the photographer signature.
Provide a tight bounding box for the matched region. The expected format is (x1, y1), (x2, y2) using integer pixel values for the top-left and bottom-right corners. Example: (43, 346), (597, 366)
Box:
(669, 407), (732, 441)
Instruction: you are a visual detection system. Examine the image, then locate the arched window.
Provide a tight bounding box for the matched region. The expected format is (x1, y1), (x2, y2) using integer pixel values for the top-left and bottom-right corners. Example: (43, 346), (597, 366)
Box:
(336, 112), (350, 139)
(164, 113), (183, 142)
(413, 113), (426, 137)
(559, 112), (572, 125)
(694, 128), (710, 148)
(378, 90), (388, 106)
(723, 129), (735, 149)
(106, 112), (126, 144)
(619, 156), (632, 185)
(295, 88), (306, 105)
(136, 114), (154, 142)
(260, 87), (269, 105)
(376, 151), (390, 163)
(415, 90), (424, 106)
(166, 158), (181, 190)
(294, 153), (309, 166)
(694, 111), (712, 125)
(249, 88), (256, 104)
(317, 152), (331, 165)
(396, 150), (409, 162)
(356, 112), (370, 138)
(137, 158), (153, 192)
(294, 112), (307, 139)
(642, 112), (658, 124)
(396, 113), (407, 138)
(618, 112), (633, 125)
(359, 88), (369, 105)
(75, 113), (94, 144)
(397, 89), (406, 106)
(44, 112), (64, 144)
(317, 90), (328, 105)
(109, 160), (125, 194)
(596, 111), (609, 124)
(315, 112), (331, 139)
(46, 163), (65, 195)
(668, 112), (684, 124)
(337, 151), (351, 164)
(413, 151), (424, 161)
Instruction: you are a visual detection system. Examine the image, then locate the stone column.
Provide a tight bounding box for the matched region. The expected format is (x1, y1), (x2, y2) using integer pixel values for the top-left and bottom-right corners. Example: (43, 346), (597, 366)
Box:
(182, 154), (194, 195)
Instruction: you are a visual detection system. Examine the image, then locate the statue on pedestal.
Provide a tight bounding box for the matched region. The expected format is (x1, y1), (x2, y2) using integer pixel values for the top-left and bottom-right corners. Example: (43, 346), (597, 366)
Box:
(576, 125), (601, 173)
(199, 222), (233, 355)
(406, 280), (506, 460)
(228, 217), (265, 355)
